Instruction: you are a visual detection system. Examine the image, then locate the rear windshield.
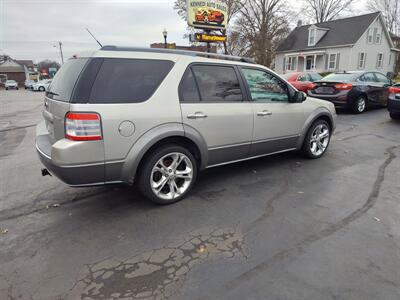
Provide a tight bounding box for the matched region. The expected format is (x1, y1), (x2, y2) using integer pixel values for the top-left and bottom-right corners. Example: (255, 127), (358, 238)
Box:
(47, 58), (88, 102)
(89, 58), (174, 103)
(322, 73), (357, 82)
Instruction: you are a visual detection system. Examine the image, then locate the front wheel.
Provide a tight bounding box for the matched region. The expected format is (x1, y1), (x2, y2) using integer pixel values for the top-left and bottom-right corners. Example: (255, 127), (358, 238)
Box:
(138, 145), (198, 205)
(302, 120), (331, 159)
(39, 86), (45, 92)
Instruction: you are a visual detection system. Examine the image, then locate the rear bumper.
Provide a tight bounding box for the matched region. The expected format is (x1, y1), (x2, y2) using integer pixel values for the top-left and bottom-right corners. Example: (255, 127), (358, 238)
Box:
(388, 99), (400, 114)
(36, 120), (107, 186)
(308, 92), (351, 108)
(36, 135), (105, 186)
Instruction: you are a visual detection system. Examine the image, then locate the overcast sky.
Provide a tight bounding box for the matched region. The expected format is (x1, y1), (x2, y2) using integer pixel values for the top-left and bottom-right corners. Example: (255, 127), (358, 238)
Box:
(1, 0), (367, 63)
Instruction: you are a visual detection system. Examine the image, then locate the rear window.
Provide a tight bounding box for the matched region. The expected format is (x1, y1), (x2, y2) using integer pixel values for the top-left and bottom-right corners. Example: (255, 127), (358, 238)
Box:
(322, 73), (357, 82)
(89, 58), (174, 103)
(47, 58), (88, 102)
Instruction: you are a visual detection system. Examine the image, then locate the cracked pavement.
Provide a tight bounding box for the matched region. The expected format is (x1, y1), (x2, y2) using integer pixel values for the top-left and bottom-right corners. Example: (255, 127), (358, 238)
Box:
(1, 90), (399, 300)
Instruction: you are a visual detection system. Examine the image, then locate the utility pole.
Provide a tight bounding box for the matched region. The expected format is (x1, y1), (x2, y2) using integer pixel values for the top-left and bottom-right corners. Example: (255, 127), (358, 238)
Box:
(54, 42), (64, 64)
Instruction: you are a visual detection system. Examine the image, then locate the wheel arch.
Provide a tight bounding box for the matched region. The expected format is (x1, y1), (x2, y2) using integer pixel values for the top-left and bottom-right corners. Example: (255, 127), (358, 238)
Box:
(296, 109), (335, 150)
(120, 123), (207, 184)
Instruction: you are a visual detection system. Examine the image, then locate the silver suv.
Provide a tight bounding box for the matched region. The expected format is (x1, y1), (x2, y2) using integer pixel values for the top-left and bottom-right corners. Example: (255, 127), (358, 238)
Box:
(36, 46), (336, 204)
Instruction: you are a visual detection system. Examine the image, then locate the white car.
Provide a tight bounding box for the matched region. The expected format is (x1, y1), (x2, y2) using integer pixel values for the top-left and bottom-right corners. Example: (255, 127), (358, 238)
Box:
(25, 80), (36, 89)
(32, 79), (52, 92)
(5, 80), (19, 90)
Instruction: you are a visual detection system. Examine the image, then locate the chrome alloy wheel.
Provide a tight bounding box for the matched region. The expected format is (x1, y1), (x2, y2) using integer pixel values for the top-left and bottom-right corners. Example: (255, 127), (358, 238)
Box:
(150, 152), (193, 201)
(357, 97), (366, 113)
(310, 124), (330, 156)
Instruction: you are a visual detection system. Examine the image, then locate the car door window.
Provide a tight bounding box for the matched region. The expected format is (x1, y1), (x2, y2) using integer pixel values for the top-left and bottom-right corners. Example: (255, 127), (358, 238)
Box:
(374, 73), (390, 84)
(191, 65), (243, 102)
(241, 68), (289, 102)
(179, 68), (201, 102)
(358, 73), (375, 83)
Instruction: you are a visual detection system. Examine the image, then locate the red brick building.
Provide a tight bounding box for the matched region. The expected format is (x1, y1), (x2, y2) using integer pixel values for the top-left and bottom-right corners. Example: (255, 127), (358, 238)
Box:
(0, 59), (26, 86)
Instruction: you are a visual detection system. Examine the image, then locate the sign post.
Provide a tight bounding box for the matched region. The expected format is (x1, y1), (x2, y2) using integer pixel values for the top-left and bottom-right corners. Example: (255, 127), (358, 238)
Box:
(187, 0), (229, 53)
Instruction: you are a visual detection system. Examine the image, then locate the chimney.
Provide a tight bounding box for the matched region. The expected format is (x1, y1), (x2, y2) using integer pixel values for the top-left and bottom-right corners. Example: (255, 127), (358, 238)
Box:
(297, 20), (303, 27)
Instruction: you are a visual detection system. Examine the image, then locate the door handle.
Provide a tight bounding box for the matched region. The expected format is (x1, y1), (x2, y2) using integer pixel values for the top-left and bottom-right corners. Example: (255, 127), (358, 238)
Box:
(257, 110), (272, 117)
(187, 112), (208, 119)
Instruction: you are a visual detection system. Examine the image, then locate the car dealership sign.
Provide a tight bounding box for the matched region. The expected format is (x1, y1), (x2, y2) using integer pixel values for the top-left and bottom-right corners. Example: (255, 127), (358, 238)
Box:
(187, 0), (228, 30)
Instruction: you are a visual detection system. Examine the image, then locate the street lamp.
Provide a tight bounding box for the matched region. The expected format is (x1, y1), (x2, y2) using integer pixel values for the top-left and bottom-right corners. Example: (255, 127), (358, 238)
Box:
(53, 41), (64, 64)
(163, 29), (168, 49)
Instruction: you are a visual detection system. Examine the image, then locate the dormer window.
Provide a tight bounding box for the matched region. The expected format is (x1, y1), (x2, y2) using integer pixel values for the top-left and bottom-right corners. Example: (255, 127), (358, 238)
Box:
(308, 28), (316, 46)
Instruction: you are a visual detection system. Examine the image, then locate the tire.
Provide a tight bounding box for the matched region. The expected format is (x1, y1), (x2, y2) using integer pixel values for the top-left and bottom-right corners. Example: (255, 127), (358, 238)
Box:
(5, 87), (8, 90)
(138, 144), (198, 205)
(390, 112), (400, 120)
(39, 86), (45, 92)
(301, 119), (331, 159)
(352, 95), (367, 114)
(16, 87), (19, 90)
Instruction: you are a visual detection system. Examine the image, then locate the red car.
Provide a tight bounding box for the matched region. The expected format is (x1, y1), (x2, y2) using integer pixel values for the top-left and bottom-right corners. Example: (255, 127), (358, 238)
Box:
(283, 72), (322, 93)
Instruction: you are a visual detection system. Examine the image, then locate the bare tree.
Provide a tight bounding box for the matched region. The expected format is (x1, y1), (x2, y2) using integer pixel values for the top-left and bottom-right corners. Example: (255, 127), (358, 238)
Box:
(303, 0), (354, 23)
(367, 0), (399, 36)
(230, 0), (291, 66)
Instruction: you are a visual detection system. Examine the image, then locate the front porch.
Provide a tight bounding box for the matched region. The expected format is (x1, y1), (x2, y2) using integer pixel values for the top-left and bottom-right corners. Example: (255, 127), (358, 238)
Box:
(284, 51), (326, 74)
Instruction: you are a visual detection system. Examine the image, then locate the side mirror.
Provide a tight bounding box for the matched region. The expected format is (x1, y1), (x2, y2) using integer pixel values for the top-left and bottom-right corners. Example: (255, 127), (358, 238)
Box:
(292, 91), (307, 103)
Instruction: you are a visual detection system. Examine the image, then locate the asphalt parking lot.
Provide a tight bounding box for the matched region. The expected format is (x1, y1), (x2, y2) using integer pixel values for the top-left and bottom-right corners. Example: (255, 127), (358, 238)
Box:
(1, 89), (399, 300)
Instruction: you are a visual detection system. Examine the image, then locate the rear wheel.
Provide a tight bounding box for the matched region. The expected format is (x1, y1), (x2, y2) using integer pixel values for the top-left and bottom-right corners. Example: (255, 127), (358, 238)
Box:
(39, 86), (45, 92)
(352, 96), (367, 114)
(5, 87), (8, 90)
(138, 145), (198, 205)
(302, 120), (331, 159)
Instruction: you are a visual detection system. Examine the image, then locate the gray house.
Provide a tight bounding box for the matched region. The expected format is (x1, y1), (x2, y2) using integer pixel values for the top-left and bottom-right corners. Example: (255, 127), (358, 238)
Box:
(275, 12), (399, 75)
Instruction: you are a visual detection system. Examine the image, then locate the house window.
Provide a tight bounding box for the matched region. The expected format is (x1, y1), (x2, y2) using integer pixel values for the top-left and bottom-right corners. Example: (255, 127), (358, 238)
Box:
(367, 28), (374, 44)
(375, 29), (382, 44)
(377, 53), (384, 68)
(285, 56), (297, 71)
(308, 28), (316, 46)
(358, 52), (366, 69)
(328, 53), (338, 70)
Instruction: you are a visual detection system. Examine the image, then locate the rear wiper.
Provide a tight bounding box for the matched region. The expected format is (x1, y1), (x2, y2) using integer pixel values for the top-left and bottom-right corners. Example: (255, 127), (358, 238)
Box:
(46, 91), (59, 96)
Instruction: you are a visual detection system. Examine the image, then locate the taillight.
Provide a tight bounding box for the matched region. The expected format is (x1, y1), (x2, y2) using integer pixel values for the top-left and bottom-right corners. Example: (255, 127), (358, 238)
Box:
(308, 83), (317, 90)
(334, 83), (353, 90)
(65, 112), (102, 141)
(388, 86), (400, 94)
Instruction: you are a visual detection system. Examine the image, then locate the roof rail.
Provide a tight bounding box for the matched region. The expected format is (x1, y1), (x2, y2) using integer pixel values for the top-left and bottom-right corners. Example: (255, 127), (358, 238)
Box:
(100, 45), (256, 64)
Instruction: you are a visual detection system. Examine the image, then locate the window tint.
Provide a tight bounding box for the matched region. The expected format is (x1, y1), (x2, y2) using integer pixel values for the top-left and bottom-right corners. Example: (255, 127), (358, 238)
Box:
(179, 68), (200, 102)
(89, 58), (174, 103)
(241, 68), (289, 102)
(47, 58), (88, 102)
(191, 65), (243, 102)
(374, 73), (389, 83)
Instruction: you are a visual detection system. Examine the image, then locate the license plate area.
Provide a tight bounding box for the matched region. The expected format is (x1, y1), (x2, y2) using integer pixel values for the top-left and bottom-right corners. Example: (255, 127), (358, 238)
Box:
(316, 87), (335, 94)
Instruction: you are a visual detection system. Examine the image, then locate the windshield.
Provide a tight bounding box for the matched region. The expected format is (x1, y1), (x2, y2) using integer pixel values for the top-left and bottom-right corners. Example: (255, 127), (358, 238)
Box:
(47, 58), (88, 101)
(322, 73), (357, 82)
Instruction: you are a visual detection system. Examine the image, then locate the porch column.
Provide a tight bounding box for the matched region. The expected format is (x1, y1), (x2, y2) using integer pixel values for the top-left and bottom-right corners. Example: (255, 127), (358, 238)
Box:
(313, 54), (317, 71)
(304, 56), (306, 71)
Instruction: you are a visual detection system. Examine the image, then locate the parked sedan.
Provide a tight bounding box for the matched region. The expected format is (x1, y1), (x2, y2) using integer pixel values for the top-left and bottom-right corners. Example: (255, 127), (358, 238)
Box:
(388, 84), (400, 120)
(5, 80), (19, 90)
(308, 71), (391, 114)
(24, 80), (36, 89)
(32, 79), (52, 92)
(283, 72), (322, 93)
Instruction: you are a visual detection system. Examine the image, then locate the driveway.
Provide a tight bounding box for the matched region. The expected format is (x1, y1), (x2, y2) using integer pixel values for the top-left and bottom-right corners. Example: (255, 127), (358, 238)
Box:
(1, 89), (399, 300)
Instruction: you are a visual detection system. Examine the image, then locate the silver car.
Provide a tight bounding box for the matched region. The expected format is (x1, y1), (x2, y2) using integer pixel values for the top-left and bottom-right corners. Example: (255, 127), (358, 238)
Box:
(36, 46), (336, 204)
(5, 80), (18, 90)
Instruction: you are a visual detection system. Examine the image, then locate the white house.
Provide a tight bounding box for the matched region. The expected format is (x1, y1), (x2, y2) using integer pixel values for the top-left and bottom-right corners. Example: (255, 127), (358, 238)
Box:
(275, 12), (399, 75)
